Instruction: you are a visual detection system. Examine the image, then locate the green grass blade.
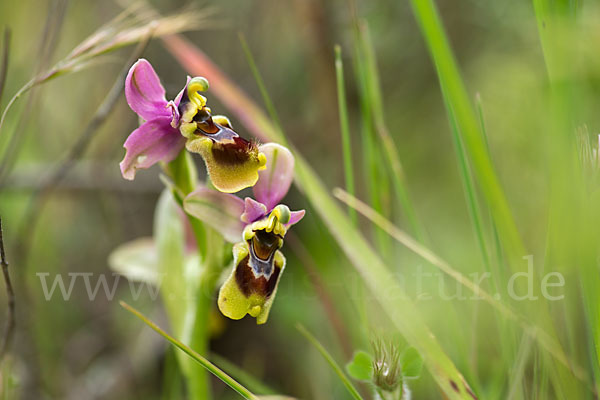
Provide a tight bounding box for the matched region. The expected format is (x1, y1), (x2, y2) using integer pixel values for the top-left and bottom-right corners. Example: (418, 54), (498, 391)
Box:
(440, 88), (490, 272)
(334, 188), (511, 316)
(210, 353), (279, 396)
(408, 0), (525, 259)
(333, 187), (585, 381)
(506, 333), (533, 400)
(120, 301), (260, 400)
(355, 20), (425, 243)
(238, 33), (286, 143)
(296, 324), (363, 400)
(350, 19), (390, 251)
(160, 347), (183, 400)
(334, 45), (357, 225)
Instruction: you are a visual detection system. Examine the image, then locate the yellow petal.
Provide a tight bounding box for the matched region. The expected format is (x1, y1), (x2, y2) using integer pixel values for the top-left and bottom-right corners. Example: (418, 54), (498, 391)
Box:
(187, 137), (267, 193)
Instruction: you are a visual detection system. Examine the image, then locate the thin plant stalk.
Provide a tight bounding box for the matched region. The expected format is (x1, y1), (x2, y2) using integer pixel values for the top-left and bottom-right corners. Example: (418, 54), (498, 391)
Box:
(210, 353), (279, 396)
(296, 324), (363, 400)
(0, 218), (15, 361)
(408, 0), (525, 259)
(334, 45), (357, 225)
(238, 33), (287, 143)
(440, 87), (491, 274)
(165, 150), (224, 400)
(120, 302), (260, 400)
(506, 333), (533, 399)
(0, 29), (11, 103)
(355, 20), (426, 243)
(350, 18), (390, 253)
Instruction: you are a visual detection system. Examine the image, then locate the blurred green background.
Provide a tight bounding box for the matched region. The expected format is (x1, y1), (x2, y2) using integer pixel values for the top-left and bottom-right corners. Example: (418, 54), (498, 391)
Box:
(1, 0), (600, 399)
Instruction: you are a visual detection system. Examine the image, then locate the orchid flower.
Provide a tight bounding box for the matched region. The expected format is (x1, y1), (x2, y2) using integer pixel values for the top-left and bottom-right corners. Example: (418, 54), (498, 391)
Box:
(184, 144), (305, 324)
(120, 59), (266, 193)
(120, 59), (186, 180)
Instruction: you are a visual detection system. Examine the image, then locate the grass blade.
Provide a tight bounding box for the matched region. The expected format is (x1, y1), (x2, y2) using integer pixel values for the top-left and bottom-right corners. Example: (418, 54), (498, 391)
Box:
(350, 19), (391, 251)
(353, 20), (425, 242)
(120, 301), (260, 400)
(0, 28), (10, 103)
(333, 187), (585, 380)
(506, 333), (533, 400)
(296, 324), (363, 400)
(238, 33), (285, 141)
(408, 0), (525, 259)
(334, 45), (357, 225)
(210, 353), (278, 396)
(441, 88), (490, 272)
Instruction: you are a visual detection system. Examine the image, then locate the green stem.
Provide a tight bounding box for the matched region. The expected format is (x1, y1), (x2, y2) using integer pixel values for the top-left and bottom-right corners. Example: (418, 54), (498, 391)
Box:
(334, 45), (357, 226)
(296, 324), (364, 400)
(164, 151), (226, 400)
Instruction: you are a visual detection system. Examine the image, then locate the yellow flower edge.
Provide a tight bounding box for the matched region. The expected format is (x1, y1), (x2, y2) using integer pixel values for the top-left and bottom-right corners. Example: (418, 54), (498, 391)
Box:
(217, 242), (286, 325)
(186, 137), (267, 193)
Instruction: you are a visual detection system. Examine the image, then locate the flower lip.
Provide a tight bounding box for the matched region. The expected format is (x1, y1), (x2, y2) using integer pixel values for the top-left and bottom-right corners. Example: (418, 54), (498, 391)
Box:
(218, 241), (286, 324)
(211, 136), (257, 166)
(235, 252), (281, 299)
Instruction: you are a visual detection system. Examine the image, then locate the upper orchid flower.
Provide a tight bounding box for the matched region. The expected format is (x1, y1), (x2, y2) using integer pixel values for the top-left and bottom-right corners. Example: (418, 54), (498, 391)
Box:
(120, 59), (266, 193)
(184, 143), (305, 324)
(176, 77), (266, 193)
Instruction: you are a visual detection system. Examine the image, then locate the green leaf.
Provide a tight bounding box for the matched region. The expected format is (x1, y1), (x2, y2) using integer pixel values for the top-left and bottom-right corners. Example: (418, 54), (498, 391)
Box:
(154, 189), (209, 400)
(108, 237), (160, 285)
(400, 347), (423, 379)
(154, 189), (188, 334)
(346, 351), (373, 382)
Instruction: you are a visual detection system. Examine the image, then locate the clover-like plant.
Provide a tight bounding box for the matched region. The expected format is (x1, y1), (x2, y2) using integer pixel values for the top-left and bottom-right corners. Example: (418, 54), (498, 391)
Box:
(346, 340), (423, 400)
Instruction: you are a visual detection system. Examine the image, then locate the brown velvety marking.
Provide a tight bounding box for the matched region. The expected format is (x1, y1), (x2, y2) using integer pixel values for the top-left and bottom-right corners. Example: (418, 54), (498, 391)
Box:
(212, 137), (254, 165)
(449, 380), (459, 392)
(235, 255), (281, 298)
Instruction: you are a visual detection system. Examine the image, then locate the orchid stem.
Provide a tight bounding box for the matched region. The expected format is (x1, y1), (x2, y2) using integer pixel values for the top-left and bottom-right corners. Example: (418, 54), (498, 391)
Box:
(165, 151), (225, 400)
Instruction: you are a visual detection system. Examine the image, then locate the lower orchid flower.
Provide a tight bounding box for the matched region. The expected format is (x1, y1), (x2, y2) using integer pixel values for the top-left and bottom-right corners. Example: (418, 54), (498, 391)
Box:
(120, 58), (266, 193)
(183, 143), (305, 324)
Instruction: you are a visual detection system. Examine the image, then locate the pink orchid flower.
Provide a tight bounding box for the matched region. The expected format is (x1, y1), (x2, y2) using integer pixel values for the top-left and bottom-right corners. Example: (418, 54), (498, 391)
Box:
(120, 59), (266, 193)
